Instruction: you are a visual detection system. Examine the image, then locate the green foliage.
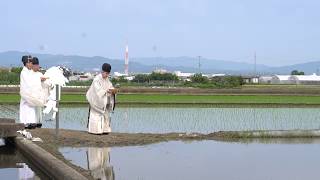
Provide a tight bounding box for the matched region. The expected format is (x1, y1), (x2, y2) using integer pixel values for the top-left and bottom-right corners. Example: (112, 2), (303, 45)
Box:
(0, 67), (21, 85)
(190, 73), (209, 83)
(132, 74), (150, 83)
(0, 71), (20, 85)
(0, 67), (244, 89)
(291, 70), (305, 75)
(11, 67), (23, 74)
(149, 72), (178, 81)
(132, 72), (178, 83)
(211, 76), (244, 88)
(112, 76), (128, 84)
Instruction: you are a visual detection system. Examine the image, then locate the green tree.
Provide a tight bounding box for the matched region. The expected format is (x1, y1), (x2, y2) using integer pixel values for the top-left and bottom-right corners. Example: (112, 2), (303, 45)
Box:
(0, 71), (20, 85)
(132, 74), (150, 83)
(291, 70), (304, 75)
(11, 67), (23, 74)
(191, 73), (208, 83)
(112, 76), (128, 84)
(149, 72), (178, 81)
(211, 76), (244, 88)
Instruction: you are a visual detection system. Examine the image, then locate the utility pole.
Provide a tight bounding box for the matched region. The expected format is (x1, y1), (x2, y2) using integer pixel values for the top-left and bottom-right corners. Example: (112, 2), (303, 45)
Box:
(55, 84), (60, 136)
(254, 51), (256, 77)
(198, 56), (201, 74)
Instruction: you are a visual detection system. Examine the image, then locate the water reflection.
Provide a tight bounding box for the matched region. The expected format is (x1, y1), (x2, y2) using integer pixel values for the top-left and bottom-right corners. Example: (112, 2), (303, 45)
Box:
(61, 147), (114, 180)
(216, 137), (320, 144)
(0, 144), (42, 180)
(60, 140), (320, 180)
(17, 163), (38, 180)
(87, 147), (114, 180)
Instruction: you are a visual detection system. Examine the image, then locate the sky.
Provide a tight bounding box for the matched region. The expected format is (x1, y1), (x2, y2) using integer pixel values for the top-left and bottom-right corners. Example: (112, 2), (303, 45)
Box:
(1, 0), (320, 66)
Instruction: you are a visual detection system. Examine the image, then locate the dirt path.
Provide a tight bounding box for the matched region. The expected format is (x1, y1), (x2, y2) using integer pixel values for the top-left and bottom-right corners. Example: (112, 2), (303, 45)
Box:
(29, 128), (222, 147)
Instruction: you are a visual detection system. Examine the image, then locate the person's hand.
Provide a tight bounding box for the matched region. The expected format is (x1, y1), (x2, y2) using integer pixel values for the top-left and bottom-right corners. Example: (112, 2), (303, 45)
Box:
(41, 77), (48, 81)
(107, 88), (118, 94)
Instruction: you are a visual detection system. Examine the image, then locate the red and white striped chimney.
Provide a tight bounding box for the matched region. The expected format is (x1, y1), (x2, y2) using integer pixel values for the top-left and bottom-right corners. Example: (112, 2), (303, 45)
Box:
(125, 43), (129, 75)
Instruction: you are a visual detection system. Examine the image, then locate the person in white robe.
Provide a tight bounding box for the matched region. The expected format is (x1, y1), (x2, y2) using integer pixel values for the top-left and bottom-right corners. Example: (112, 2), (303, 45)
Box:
(86, 63), (117, 134)
(30, 57), (48, 127)
(20, 56), (48, 128)
(87, 147), (114, 180)
(19, 55), (37, 127)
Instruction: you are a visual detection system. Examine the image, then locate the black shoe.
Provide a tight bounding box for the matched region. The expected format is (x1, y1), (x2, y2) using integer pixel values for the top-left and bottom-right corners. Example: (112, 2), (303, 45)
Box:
(25, 124), (33, 129)
(36, 123), (42, 128)
(28, 123), (37, 129)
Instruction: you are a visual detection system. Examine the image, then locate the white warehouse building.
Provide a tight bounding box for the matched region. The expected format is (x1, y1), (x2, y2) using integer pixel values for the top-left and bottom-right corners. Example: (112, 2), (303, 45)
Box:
(288, 73), (320, 85)
(271, 75), (291, 84)
(270, 74), (320, 84)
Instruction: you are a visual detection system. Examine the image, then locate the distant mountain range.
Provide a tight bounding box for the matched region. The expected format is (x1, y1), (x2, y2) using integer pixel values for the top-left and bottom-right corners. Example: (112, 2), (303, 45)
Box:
(1, 51), (320, 75)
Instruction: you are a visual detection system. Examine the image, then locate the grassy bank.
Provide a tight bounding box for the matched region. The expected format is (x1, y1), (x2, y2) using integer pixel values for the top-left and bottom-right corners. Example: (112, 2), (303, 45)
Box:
(2, 93), (320, 105)
(3, 84), (320, 95)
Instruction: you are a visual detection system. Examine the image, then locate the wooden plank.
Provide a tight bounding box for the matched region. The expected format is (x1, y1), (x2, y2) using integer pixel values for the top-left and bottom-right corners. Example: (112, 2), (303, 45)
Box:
(0, 123), (25, 138)
(0, 118), (15, 124)
(15, 137), (88, 180)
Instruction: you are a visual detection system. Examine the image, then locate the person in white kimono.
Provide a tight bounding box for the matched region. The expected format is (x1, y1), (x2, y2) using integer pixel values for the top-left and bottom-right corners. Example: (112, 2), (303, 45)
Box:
(30, 57), (47, 128)
(87, 147), (114, 180)
(19, 55), (36, 128)
(86, 63), (117, 135)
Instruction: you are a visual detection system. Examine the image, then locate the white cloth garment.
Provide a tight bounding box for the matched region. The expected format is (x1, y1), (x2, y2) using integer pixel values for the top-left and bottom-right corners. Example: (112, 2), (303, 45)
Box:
(20, 68), (48, 124)
(20, 68), (46, 107)
(19, 67), (37, 124)
(31, 71), (47, 123)
(86, 74), (114, 134)
(19, 98), (36, 124)
(42, 66), (68, 119)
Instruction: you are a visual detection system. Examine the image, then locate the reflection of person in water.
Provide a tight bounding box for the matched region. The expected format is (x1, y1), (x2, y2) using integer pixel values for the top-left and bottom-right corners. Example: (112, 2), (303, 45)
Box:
(87, 147), (115, 180)
(18, 163), (38, 180)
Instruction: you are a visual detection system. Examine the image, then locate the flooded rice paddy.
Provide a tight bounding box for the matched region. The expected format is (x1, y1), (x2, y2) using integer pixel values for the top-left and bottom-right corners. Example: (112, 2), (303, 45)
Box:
(0, 139), (47, 180)
(1, 104), (320, 133)
(1, 104), (320, 179)
(60, 140), (320, 180)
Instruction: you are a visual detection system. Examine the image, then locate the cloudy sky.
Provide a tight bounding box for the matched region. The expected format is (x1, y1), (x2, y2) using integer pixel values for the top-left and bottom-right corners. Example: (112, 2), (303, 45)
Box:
(1, 0), (320, 65)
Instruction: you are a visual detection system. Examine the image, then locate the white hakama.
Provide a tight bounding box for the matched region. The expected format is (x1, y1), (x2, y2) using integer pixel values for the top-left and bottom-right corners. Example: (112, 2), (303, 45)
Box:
(19, 98), (36, 124)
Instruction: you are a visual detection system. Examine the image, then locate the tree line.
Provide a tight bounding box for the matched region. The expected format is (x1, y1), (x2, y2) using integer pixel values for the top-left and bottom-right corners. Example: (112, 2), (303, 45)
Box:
(0, 67), (244, 88)
(113, 72), (244, 88)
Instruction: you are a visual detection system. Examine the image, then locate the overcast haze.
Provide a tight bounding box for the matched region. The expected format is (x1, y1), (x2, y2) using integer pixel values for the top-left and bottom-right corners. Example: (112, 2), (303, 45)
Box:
(1, 0), (320, 66)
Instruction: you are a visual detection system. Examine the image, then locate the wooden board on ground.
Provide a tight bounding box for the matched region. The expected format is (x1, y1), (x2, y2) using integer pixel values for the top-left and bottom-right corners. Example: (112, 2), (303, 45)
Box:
(0, 118), (15, 124)
(0, 118), (24, 138)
